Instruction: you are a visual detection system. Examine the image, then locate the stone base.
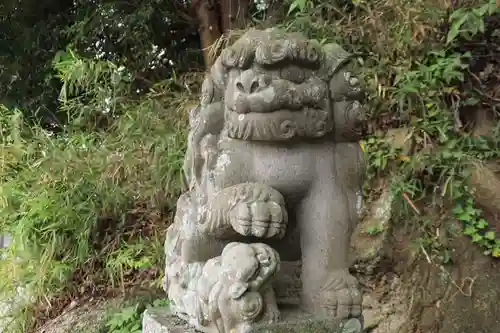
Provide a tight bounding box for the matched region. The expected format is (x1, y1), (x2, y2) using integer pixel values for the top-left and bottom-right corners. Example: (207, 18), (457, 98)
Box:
(142, 306), (364, 333)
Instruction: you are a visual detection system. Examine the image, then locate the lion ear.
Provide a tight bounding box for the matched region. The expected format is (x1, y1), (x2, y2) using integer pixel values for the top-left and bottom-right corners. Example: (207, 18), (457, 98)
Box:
(228, 282), (249, 300)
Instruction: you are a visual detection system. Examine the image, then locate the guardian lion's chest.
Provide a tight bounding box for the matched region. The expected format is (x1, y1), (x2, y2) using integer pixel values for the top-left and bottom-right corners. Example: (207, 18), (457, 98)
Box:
(214, 138), (327, 196)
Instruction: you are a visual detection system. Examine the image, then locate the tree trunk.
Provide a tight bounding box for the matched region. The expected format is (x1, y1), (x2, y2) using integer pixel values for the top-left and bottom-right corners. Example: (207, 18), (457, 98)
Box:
(193, 0), (222, 68)
(219, 0), (249, 33)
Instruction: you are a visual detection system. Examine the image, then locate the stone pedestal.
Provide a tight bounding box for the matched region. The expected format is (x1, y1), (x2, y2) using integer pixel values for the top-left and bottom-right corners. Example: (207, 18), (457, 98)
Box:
(143, 307), (364, 333)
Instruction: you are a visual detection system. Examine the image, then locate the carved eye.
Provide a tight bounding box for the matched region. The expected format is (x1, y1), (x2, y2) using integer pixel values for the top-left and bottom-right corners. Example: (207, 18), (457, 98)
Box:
(256, 40), (289, 65)
(221, 48), (239, 68)
(345, 72), (360, 88)
(305, 42), (322, 63)
(349, 76), (360, 87)
(269, 40), (288, 62)
(280, 66), (306, 83)
(330, 70), (364, 101)
(234, 41), (256, 69)
(347, 78), (364, 99)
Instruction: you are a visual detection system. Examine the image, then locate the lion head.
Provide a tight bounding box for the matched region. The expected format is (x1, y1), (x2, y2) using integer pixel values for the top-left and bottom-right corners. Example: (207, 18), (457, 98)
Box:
(199, 28), (366, 142)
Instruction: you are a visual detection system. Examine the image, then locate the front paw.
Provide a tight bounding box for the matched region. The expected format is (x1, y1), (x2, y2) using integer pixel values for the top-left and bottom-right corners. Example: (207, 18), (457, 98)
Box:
(230, 200), (288, 239)
(312, 270), (362, 319)
(262, 302), (280, 324)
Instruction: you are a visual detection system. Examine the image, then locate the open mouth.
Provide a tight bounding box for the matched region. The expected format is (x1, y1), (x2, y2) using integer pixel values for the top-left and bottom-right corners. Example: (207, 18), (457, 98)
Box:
(228, 106), (325, 116)
(228, 101), (323, 114)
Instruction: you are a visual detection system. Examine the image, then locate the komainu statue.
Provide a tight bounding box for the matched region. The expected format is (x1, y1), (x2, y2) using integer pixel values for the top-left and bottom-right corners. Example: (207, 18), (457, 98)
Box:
(164, 28), (366, 333)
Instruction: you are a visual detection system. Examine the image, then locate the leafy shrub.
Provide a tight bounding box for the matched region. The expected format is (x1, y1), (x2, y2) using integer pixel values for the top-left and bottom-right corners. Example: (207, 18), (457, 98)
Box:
(282, 0), (500, 259)
(1, 0), (500, 331)
(105, 299), (169, 333)
(0, 52), (199, 331)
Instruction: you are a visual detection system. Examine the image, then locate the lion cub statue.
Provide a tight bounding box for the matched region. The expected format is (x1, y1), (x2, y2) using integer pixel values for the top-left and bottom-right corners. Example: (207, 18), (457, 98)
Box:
(164, 28), (366, 333)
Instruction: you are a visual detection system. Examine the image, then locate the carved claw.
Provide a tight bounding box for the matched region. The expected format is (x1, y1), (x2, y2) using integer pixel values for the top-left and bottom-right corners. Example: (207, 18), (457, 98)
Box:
(262, 302), (280, 324)
(230, 200), (288, 239)
(261, 288), (280, 324)
(312, 270), (362, 319)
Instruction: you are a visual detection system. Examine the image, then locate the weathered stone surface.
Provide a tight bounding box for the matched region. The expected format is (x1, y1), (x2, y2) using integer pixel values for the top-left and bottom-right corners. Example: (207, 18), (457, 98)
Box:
(361, 276), (409, 333)
(469, 161), (500, 214)
(0, 286), (32, 333)
(143, 307), (364, 333)
(406, 220), (500, 333)
(383, 128), (414, 156)
(160, 27), (368, 333)
(35, 291), (165, 333)
(352, 126), (500, 333)
(0, 245), (33, 333)
(35, 298), (112, 333)
(350, 188), (393, 274)
(143, 307), (191, 333)
(355, 210), (500, 333)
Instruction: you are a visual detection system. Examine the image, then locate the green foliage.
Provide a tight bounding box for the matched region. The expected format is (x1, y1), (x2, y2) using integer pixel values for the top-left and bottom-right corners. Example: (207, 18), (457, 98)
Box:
(0, 0), (499, 331)
(105, 299), (169, 333)
(0, 53), (196, 331)
(363, 137), (402, 180)
(0, 0), (74, 123)
(446, 0), (499, 44)
(366, 224), (385, 236)
(287, 0), (315, 15)
(106, 305), (142, 333)
(0, 0), (201, 124)
(453, 198), (500, 257)
(283, 0), (500, 259)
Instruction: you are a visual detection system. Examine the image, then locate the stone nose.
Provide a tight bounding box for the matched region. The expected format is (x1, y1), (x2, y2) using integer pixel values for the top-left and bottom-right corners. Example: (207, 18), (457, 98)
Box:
(234, 70), (271, 94)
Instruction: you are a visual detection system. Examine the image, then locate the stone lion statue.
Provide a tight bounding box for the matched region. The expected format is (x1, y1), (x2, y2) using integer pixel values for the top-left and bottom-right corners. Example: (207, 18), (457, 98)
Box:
(164, 28), (366, 333)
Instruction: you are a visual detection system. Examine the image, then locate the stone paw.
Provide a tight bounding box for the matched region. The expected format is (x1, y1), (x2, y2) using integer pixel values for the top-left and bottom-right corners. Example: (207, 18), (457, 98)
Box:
(312, 270), (362, 319)
(229, 200), (288, 239)
(262, 303), (281, 324)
